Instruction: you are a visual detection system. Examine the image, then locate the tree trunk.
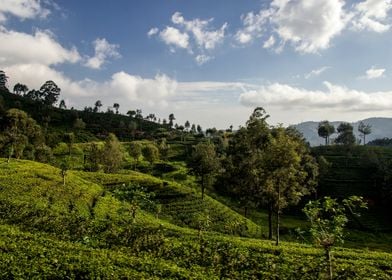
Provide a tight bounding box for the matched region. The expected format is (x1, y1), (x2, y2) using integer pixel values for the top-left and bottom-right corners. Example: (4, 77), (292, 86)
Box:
(326, 248), (333, 280)
(201, 175), (205, 200)
(244, 206), (248, 218)
(325, 136), (328, 146)
(275, 184), (281, 246)
(268, 202), (273, 240)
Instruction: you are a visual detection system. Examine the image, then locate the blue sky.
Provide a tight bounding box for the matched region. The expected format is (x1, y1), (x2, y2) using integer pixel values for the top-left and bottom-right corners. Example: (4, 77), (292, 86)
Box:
(1, 0), (392, 129)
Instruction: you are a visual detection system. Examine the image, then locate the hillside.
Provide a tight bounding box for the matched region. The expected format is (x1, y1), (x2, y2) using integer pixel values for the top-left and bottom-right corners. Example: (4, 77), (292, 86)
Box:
(294, 118), (392, 146)
(2, 159), (392, 278)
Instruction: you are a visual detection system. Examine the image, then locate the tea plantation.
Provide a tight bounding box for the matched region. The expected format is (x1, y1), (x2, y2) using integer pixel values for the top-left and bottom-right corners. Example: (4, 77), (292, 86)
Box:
(1, 159), (392, 279)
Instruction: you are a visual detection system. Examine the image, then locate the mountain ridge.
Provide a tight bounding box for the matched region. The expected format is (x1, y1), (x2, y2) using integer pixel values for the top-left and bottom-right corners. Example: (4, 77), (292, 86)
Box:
(293, 117), (392, 146)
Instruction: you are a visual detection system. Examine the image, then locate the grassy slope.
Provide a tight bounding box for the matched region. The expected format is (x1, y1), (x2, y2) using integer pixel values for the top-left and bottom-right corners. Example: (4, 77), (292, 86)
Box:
(75, 170), (261, 237)
(1, 159), (392, 279)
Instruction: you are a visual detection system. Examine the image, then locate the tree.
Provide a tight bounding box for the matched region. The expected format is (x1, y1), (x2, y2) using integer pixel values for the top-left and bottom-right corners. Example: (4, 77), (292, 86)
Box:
(127, 110), (136, 118)
(2, 109), (40, 163)
(102, 133), (124, 173)
(94, 100), (102, 112)
(184, 120), (190, 132)
(142, 143), (159, 168)
(25, 89), (43, 101)
(63, 132), (75, 156)
(59, 99), (67, 109)
(358, 121), (372, 145)
(197, 125), (203, 135)
(73, 118), (86, 130)
(0, 70), (8, 90)
(129, 141), (142, 169)
(169, 113), (175, 127)
(221, 107), (318, 242)
(114, 184), (155, 222)
(86, 142), (101, 171)
(318, 121), (335, 145)
(60, 158), (70, 186)
(13, 83), (28, 95)
(135, 109), (143, 119)
(189, 142), (220, 200)
(262, 127), (317, 245)
(113, 103), (120, 114)
(335, 122), (356, 145)
(303, 196), (367, 279)
(158, 138), (170, 161)
(40, 80), (61, 106)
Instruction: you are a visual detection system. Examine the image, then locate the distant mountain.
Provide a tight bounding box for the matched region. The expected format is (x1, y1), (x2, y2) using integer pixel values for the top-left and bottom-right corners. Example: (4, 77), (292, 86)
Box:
(293, 118), (392, 146)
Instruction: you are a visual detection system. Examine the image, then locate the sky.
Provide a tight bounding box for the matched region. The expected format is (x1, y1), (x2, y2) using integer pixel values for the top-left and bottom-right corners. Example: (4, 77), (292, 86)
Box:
(1, 0), (392, 129)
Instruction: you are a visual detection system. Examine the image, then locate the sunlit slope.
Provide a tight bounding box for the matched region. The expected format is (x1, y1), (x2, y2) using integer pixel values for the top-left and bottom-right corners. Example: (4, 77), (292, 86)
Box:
(76, 170), (261, 237)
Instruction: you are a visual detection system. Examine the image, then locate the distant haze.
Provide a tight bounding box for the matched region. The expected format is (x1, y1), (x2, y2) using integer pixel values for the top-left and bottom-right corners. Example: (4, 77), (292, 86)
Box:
(293, 118), (392, 146)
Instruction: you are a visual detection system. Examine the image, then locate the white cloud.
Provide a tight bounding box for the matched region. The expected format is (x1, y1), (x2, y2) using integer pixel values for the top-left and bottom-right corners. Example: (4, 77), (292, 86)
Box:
(364, 66), (386, 79)
(0, 27), (80, 67)
(159, 26), (189, 49)
(235, 9), (272, 45)
(236, 0), (392, 53)
(353, 0), (392, 32)
(171, 12), (227, 50)
(239, 81), (392, 112)
(0, 0), (50, 22)
(305, 66), (330, 79)
(195, 54), (212, 65)
(85, 38), (120, 70)
(269, 0), (349, 53)
(149, 12), (227, 64)
(263, 35), (275, 49)
(147, 27), (159, 37)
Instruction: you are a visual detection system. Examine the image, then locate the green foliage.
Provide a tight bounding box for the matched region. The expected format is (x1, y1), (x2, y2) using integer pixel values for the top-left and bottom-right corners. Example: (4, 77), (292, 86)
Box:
(143, 143), (160, 166)
(304, 196), (368, 279)
(335, 122), (356, 146)
(318, 120), (335, 145)
(101, 133), (124, 173)
(189, 142), (220, 199)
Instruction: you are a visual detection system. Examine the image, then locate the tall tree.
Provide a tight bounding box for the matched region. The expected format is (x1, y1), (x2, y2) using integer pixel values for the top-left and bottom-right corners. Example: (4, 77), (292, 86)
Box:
(129, 141), (142, 169)
(94, 100), (102, 112)
(142, 143), (160, 168)
(40, 80), (61, 106)
(0, 70), (8, 90)
(101, 133), (124, 173)
(189, 142), (220, 200)
(59, 99), (67, 109)
(318, 121), (335, 145)
(168, 113), (175, 127)
(13, 83), (28, 95)
(358, 121), (372, 145)
(184, 120), (190, 132)
(2, 109), (41, 162)
(335, 122), (356, 146)
(113, 103), (120, 114)
(127, 110), (136, 118)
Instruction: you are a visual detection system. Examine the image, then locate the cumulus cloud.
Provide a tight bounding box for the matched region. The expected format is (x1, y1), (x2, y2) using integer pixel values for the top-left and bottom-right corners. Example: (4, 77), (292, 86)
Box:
(235, 9), (272, 45)
(85, 38), (120, 70)
(353, 0), (392, 32)
(148, 12), (227, 64)
(305, 66), (330, 79)
(239, 81), (392, 111)
(159, 26), (189, 49)
(236, 0), (392, 53)
(195, 54), (212, 65)
(364, 66), (386, 79)
(0, 27), (80, 67)
(0, 0), (50, 22)
(147, 27), (159, 37)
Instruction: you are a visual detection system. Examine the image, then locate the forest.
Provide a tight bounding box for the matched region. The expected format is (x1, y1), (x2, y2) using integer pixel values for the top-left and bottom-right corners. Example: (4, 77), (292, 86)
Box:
(1, 73), (392, 279)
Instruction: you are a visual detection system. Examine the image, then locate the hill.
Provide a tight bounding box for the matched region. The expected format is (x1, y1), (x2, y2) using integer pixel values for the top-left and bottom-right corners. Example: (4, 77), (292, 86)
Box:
(2, 159), (392, 278)
(294, 118), (392, 146)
